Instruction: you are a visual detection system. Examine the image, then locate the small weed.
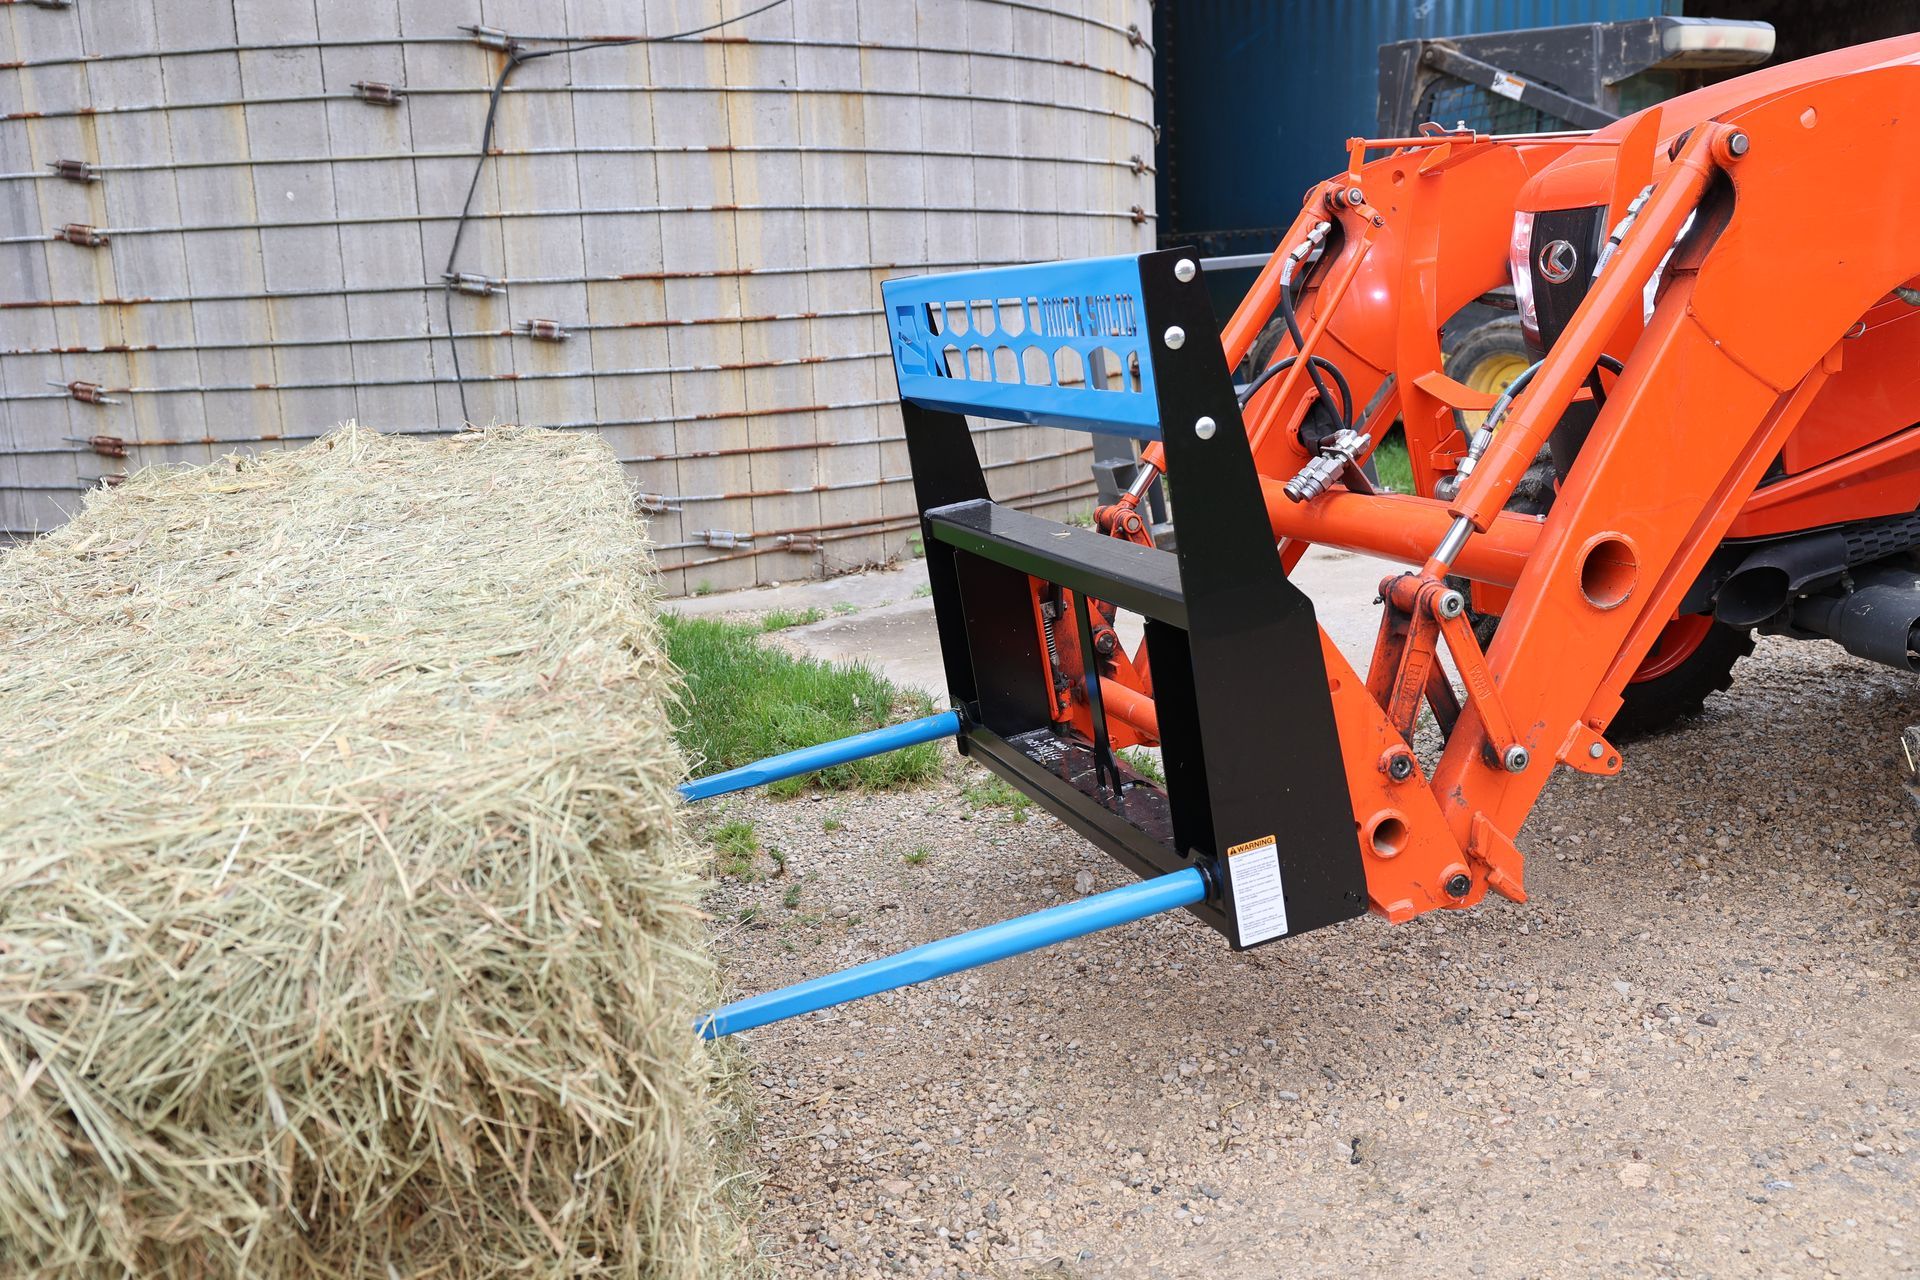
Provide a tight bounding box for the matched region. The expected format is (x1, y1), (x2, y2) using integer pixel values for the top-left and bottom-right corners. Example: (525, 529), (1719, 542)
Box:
(693, 580), (716, 597)
(822, 817), (844, 833)
(1120, 747), (1165, 785)
(737, 904), (760, 924)
(902, 846), (930, 866)
(759, 607), (825, 632)
(961, 772), (1030, 823)
(1065, 506), (1095, 528)
(912, 583), (933, 599)
(767, 845), (786, 875)
(782, 883), (802, 909)
(832, 601), (860, 616)
(907, 533), (925, 558)
(711, 819), (758, 880)
(712, 819), (757, 856)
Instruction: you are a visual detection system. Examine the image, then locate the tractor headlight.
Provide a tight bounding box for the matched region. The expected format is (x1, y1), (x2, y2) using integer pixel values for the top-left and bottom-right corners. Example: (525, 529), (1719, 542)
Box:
(1508, 210), (1537, 342)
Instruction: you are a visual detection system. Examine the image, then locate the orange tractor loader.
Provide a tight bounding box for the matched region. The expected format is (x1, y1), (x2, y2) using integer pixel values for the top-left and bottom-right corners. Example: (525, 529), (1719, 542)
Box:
(692, 36), (1920, 1038)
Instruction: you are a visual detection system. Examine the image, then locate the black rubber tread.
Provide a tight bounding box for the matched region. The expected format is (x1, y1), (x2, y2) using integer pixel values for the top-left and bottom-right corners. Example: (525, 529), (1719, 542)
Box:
(1442, 315), (1529, 385)
(1607, 621), (1757, 739)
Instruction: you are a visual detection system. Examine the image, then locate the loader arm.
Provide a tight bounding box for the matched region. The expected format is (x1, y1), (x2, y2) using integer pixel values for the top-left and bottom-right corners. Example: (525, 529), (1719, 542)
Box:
(1435, 63), (1920, 847)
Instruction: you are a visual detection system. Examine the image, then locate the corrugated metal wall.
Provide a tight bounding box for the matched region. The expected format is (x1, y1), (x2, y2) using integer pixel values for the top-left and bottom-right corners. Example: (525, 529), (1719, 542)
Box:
(1153, 0), (1672, 257)
(0, 0), (1157, 595)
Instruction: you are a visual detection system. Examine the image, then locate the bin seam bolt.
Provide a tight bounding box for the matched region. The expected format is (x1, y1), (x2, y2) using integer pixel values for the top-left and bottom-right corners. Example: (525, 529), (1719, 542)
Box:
(1163, 325), (1186, 350)
(1194, 416), (1216, 440)
(1174, 258), (1197, 283)
(1504, 745), (1530, 773)
(1588, 741), (1605, 759)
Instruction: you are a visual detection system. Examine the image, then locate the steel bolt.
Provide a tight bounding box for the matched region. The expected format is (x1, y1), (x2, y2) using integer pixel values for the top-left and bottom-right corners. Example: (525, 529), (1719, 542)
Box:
(1174, 258), (1197, 283)
(1347, 186), (1365, 206)
(1386, 752), (1415, 782)
(1194, 415), (1217, 440)
(1435, 590), (1467, 619)
(1163, 325), (1186, 350)
(1587, 741), (1605, 759)
(1503, 744), (1530, 773)
(1444, 873), (1472, 898)
(1727, 131), (1750, 157)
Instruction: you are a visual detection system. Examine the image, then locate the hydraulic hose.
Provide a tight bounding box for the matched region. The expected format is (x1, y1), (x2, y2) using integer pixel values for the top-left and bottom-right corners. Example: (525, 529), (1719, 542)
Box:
(1276, 223), (1351, 431)
(1238, 353), (1353, 422)
(1432, 352), (1625, 560)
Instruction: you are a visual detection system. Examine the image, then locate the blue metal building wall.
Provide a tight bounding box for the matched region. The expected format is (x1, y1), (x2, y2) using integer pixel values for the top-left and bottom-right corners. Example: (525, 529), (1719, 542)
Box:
(1154, 0), (1675, 258)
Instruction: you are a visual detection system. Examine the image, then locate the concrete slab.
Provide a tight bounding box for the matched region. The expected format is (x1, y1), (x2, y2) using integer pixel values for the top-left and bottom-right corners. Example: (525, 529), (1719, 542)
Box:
(762, 597), (952, 699)
(668, 544), (1407, 700)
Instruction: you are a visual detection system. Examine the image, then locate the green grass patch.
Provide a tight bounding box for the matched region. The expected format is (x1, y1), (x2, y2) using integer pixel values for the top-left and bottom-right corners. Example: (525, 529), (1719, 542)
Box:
(665, 614), (942, 796)
(901, 846), (930, 866)
(758, 607), (824, 631)
(1371, 427), (1413, 494)
(822, 817), (843, 833)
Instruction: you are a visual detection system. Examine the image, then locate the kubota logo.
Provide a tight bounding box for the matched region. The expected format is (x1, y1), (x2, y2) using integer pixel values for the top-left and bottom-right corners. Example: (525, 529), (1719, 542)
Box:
(1538, 239), (1579, 285)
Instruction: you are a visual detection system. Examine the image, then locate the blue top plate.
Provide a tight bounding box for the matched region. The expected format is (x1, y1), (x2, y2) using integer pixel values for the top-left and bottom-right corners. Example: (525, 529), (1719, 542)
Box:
(883, 254), (1162, 440)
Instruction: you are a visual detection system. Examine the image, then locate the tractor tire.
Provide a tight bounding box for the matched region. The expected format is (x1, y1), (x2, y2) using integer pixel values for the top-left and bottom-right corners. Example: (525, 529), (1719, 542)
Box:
(1439, 318), (1752, 737)
(1443, 315), (1532, 411)
(1247, 312), (1288, 378)
(1608, 617), (1757, 739)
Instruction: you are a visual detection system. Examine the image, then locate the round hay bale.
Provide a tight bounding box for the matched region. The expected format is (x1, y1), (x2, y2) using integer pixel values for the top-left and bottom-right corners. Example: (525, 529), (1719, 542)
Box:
(0, 427), (743, 1277)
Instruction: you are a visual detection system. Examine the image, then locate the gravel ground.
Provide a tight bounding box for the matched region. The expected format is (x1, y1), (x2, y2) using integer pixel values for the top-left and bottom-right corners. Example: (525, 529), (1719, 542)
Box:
(701, 638), (1920, 1278)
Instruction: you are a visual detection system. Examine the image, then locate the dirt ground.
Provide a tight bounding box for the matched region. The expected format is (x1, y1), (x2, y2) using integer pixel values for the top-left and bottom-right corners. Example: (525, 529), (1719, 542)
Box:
(702, 637), (1920, 1278)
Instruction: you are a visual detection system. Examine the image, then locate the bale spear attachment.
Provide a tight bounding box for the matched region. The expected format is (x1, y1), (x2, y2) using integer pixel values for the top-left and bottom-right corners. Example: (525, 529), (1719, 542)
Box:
(681, 248), (1372, 1038)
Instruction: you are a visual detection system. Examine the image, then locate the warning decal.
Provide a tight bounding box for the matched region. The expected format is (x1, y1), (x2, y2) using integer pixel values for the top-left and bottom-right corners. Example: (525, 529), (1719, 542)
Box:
(1490, 70), (1529, 102)
(1224, 835), (1289, 945)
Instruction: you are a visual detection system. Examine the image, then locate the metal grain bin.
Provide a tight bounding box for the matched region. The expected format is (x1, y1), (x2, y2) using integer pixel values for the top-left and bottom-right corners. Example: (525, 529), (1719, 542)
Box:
(0, 0), (1156, 594)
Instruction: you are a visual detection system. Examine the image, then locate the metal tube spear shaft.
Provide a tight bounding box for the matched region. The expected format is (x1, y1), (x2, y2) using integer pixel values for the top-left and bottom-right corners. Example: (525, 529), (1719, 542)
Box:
(696, 863), (1211, 1038)
(678, 709), (962, 802)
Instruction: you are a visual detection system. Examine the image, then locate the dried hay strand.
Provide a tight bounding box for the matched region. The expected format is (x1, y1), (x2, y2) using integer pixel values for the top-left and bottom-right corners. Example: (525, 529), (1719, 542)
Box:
(0, 426), (743, 1277)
